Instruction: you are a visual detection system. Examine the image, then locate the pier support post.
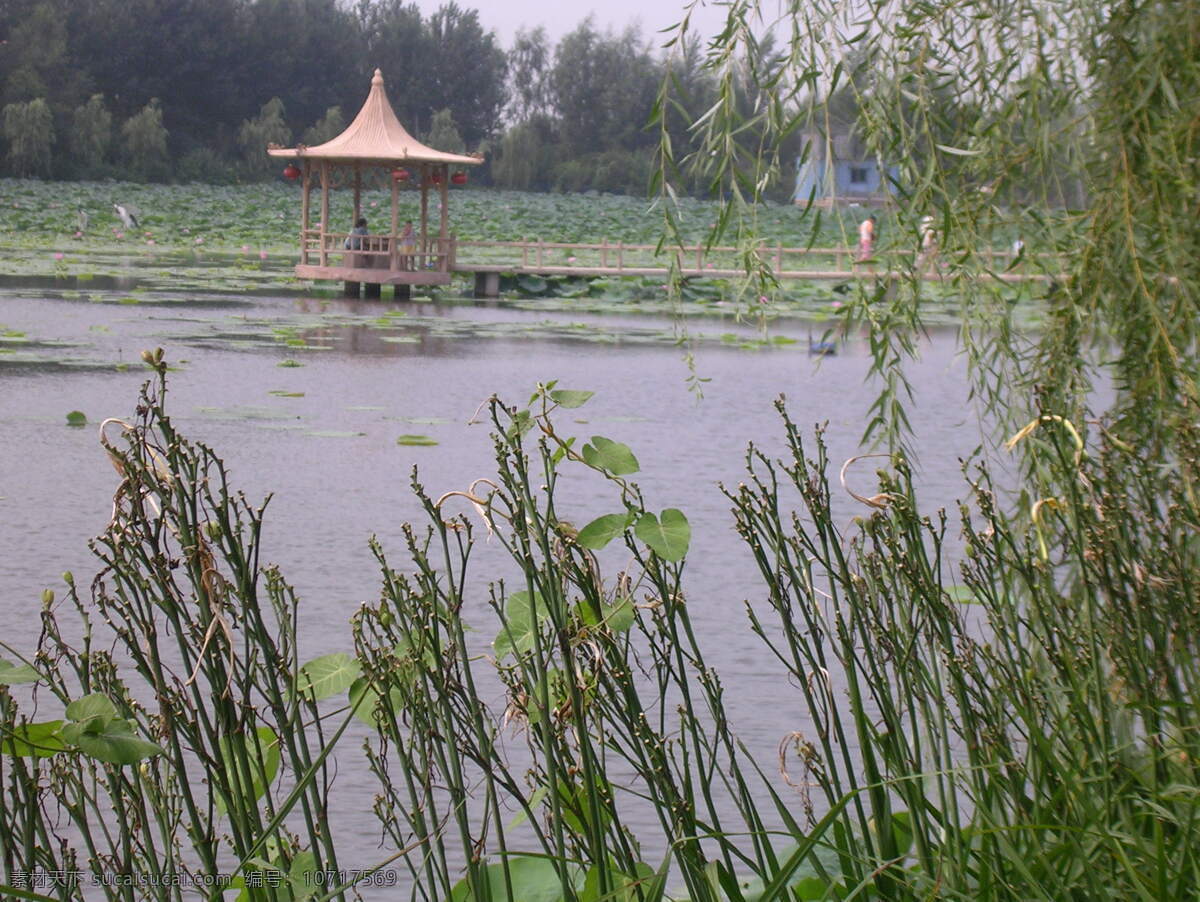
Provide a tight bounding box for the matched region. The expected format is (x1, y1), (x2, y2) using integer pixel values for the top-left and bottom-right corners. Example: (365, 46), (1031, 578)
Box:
(392, 283), (411, 301)
(364, 282), (382, 299)
(343, 281), (361, 298)
(474, 271), (500, 298)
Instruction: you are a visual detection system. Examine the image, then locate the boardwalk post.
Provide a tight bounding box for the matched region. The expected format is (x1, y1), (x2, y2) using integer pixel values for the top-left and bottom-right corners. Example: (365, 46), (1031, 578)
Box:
(537, 238), (544, 267)
(617, 241), (624, 271)
(522, 240), (529, 268)
(776, 242), (783, 272)
(474, 271), (500, 298)
(601, 238), (608, 268)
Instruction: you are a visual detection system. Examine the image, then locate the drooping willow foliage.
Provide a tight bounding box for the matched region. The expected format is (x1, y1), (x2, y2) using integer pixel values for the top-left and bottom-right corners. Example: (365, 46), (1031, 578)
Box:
(656, 0), (1198, 462)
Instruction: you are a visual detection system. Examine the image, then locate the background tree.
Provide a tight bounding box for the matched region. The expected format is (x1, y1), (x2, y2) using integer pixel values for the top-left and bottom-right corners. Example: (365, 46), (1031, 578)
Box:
(2, 97), (54, 176)
(506, 25), (552, 124)
(70, 94), (113, 175)
(492, 118), (558, 190)
(423, 3), (506, 147)
(239, 0), (362, 134)
(301, 106), (346, 147)
(238, 97), (292, 177)
(425, 108), (465, 153)
(120, 98), (169, 181)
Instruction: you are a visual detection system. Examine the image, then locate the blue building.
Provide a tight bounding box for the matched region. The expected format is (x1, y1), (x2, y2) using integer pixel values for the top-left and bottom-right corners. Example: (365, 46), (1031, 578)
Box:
(793, 130), (897, 206)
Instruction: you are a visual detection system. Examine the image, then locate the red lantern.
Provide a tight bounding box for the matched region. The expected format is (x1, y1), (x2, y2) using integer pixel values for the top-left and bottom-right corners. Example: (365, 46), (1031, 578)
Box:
(391, 167), (410, 181)
(450, 171), (468, 185)
(431, 171), (444, 185)
(282, 163), (300, 180)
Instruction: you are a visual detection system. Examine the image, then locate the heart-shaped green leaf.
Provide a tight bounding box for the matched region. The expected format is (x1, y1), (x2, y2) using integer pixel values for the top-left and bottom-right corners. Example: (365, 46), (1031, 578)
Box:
(1, 720), (65, 757)
(217, 726), (280, 811)
(65, 693), (116, 731)
(549, 388), (594, 409)
(582, 436), (639, 475)
(602, 596), (636, 633)
(635, 509), (691, 562)
(62, 717), (164, 765)
(576, 512), (632, 550)
(0, 658), (41, 685)
(295, 653), (362, 701)
(493, 590), (550, 661)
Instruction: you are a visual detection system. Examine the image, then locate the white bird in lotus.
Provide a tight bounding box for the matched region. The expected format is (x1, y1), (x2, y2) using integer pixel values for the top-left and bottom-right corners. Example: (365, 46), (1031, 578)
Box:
(76, 207), (89, 233)
(113, 203), (139, 230)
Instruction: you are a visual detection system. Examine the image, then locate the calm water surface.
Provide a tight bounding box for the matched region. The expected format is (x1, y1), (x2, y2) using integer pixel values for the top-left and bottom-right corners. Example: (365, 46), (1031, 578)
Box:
(0, 287), (979, 891)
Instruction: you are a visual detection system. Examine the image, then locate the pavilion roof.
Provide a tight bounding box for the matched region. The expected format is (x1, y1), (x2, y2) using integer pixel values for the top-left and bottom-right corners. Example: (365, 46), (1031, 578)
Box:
(267, 69), (482, 166)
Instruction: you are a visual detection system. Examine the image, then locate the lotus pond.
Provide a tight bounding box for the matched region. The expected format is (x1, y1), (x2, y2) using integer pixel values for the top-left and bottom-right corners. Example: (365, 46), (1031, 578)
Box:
(1, 180), (1015, 896)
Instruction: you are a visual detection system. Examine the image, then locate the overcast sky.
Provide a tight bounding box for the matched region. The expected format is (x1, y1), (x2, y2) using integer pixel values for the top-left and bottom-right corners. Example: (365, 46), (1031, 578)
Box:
(408, 0), (736, 49)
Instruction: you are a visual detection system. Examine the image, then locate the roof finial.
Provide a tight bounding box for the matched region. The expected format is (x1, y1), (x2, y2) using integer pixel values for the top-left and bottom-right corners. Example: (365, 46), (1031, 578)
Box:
(372, 68), (383, 85)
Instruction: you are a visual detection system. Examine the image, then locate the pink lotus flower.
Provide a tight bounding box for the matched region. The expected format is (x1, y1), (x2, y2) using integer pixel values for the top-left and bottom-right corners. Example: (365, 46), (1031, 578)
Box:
(53, 252), (64, 260)
(74, 230), (82, 238)
(259, 250), (268, 260)
(147, 239), (156, 246)
(567, 256), (577, 263)
(195, 237), (204, 244)
(758, 295), (769, 304)
(241, 244), (250, 253)
(116, 232), (124, 239)
(832, 300), (843, 309)
(705, 262), (714, 269)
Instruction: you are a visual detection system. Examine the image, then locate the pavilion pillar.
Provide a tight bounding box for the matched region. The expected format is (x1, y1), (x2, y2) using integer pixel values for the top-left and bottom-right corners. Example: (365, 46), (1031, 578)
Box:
(353, 165), (362, 224)
(419, 163), (429, 270)
(319, 161), (330, 267)
(390, 170), (400, 270)
(300, 161), (311, 265)
(438, 164), (449, 273)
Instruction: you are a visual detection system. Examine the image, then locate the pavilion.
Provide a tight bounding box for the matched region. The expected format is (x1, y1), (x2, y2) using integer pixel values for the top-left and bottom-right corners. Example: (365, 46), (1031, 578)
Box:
(268, 69), (482, 297)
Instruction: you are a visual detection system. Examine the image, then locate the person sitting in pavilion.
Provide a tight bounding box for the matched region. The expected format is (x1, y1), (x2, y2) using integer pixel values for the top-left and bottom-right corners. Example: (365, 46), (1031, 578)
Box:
(344, 216), (370, 267)
(398, 220), (417, 270)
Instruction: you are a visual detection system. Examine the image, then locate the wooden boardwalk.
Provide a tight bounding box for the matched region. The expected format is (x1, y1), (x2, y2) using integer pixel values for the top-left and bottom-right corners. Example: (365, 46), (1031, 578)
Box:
(451, 238), (1056, 295)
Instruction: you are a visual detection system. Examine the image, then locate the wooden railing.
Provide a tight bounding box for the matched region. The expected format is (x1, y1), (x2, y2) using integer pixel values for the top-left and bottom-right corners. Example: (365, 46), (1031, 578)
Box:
(294, 232), (1058, 281)
(451, 239), (1058, 276)
(300, 230), (456, 273)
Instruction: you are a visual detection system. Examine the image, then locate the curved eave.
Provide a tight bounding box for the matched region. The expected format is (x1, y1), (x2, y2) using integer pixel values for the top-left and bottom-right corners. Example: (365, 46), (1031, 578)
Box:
(268, 147), (483, 166)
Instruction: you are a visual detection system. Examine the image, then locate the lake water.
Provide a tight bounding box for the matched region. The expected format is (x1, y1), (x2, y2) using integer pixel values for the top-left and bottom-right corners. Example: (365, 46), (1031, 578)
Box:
(0, 282), (979, 894)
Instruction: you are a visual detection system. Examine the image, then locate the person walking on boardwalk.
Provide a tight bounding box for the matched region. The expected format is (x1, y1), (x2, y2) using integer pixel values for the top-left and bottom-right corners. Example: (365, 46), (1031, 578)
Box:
(856, 215), (877, 262)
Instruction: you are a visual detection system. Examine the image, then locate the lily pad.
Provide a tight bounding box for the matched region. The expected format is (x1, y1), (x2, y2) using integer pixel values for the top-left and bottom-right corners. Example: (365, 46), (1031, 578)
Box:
(66, 410), (87, 427)
(396, 434), (438, 446)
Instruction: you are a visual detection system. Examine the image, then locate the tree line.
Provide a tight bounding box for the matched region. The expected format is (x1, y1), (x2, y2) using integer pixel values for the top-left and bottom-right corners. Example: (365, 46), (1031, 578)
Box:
(0, 0), (780, 196)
